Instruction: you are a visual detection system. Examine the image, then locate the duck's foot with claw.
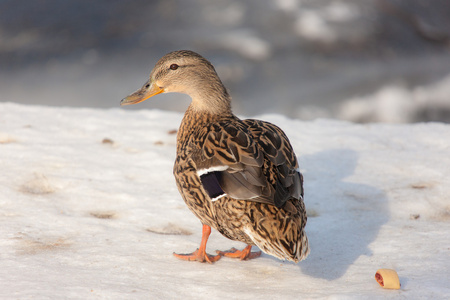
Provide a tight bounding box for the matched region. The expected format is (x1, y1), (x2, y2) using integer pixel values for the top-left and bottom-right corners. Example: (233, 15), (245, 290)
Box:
(173, 248), (222, 263)
(216, 245), (262, 260)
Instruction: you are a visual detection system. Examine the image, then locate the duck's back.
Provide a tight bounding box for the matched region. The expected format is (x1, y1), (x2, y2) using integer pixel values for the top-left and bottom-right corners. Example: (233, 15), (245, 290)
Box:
(174, 113), (309, 262)
(215, 118), (309, 262)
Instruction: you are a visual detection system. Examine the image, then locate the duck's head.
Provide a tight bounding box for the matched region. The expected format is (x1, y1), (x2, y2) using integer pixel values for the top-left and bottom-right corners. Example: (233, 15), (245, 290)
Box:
(121, 50), (231, 114)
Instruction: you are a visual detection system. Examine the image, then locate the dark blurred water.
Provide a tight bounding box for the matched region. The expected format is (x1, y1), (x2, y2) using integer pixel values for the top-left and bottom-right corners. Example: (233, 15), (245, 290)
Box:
(1, 0), (450, 123)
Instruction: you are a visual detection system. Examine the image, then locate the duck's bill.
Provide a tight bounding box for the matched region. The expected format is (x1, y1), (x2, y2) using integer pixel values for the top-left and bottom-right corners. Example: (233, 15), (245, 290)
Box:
(120, 80), (164, 106)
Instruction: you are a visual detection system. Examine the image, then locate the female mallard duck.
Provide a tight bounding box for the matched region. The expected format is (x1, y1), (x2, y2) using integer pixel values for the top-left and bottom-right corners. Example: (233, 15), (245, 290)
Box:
(121, 50), (309, 263)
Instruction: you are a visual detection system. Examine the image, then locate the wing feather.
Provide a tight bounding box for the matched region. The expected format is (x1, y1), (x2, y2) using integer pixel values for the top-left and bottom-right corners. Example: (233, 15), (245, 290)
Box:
(194, 119), (303, 208)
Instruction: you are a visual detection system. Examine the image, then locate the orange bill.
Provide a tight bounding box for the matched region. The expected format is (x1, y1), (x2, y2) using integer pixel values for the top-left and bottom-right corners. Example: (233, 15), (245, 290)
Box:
(120, 80), (164, 106)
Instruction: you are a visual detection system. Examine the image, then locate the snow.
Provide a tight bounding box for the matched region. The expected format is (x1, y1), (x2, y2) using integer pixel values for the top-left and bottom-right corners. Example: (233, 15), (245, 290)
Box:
(1, 102), (449, 299)
(338, 74), (450, 123)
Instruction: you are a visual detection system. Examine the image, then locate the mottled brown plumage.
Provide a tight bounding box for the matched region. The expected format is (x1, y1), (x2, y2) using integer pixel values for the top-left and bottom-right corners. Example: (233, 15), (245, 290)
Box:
(121, 50), (309, 263)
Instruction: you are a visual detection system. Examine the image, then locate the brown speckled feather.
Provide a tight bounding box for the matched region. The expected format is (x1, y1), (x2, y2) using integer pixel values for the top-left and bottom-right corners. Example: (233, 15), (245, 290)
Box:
(174, 106), (309, 262)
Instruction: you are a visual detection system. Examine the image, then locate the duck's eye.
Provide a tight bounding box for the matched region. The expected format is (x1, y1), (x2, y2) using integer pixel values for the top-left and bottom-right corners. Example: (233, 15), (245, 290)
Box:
(169, 64), (179, 70)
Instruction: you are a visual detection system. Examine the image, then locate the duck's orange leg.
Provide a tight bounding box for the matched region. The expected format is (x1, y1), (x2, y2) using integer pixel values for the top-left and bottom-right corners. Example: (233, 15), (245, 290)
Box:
(217, 245), (262, 260)
(173, 224), (222, 263)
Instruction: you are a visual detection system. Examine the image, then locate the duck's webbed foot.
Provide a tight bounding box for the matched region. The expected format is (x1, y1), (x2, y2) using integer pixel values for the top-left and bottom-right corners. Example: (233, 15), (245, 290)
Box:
(173, 248), (222, 263)
(216, 245), (261, 260)
(173, 224), (222, 263)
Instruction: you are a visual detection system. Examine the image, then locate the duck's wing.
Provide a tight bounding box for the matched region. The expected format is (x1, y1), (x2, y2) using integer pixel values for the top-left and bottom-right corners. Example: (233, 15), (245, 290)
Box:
(243, 119), (304, 206)
(193, 119), (303, 208)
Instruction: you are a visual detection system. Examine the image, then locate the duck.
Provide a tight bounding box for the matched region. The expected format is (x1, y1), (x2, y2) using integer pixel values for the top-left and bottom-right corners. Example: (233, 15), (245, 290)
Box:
(121, 50), (309, 263)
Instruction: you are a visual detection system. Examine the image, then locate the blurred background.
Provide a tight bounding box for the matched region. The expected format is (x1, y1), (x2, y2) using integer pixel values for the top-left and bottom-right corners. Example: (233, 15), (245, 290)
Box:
(1, 0), (450, 123)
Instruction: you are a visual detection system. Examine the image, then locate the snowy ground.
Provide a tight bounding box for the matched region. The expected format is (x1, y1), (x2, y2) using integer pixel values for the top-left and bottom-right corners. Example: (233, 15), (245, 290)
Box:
(1, 102), (449, 299)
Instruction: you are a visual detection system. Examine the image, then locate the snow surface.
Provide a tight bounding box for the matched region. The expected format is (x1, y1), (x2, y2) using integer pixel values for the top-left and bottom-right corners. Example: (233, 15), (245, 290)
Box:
(1, 102), (449, 299)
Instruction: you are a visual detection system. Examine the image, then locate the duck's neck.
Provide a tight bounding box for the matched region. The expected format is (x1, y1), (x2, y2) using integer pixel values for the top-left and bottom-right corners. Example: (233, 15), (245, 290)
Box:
(190, 95), (232, 115)
(176, 71), (235, 150)
(188, 76), (233, 115)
